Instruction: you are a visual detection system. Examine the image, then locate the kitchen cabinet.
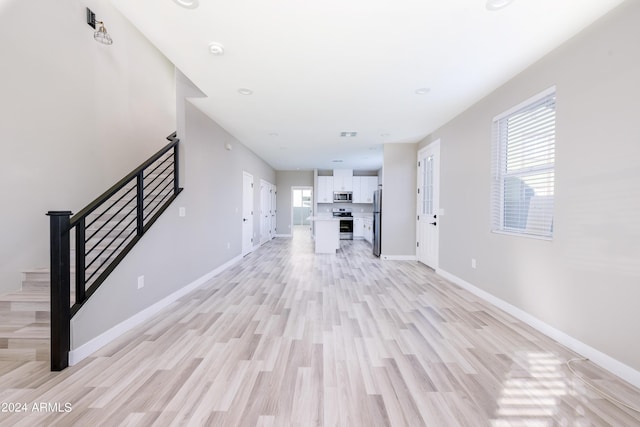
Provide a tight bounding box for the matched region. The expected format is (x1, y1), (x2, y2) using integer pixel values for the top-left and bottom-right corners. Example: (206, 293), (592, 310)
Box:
(352, 177), (362, 203)
(317, 176), (334, 203)
(352, 176), (378, 204)
(363, 217), (373, 244)
(362, 177), (378, 203)
(353, 217), (364, 238)
(309, 216), (340, 253)
(333, 169), (353, 191)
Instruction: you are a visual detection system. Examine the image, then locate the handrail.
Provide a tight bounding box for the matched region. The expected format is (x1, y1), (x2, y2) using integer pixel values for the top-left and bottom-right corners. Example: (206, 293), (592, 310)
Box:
(70, 137), (179, 226)
(47, 132), (182, 371)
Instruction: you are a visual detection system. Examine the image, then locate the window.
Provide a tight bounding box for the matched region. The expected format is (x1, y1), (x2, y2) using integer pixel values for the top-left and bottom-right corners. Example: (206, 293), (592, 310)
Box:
(491, 87), (556, 239)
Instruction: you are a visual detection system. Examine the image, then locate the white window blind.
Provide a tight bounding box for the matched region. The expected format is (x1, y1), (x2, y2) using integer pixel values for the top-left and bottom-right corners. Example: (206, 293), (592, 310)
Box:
(491, 87), (556, 238)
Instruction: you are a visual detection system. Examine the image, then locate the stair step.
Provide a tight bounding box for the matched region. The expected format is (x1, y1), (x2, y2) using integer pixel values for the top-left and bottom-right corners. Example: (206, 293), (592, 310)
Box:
(18, 281), (50, 293)
(22, 269), (51, 282)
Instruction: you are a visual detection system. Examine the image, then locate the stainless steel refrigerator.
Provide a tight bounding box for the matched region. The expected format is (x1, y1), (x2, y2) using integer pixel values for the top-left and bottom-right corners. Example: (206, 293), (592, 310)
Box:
(373, 188), (382, 257)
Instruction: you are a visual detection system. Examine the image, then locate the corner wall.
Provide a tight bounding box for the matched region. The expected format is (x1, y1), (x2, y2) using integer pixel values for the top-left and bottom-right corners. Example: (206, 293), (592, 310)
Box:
(420, 1), (640, 375)
(381, 144), (417, 258)
(0, 0), (176, 294)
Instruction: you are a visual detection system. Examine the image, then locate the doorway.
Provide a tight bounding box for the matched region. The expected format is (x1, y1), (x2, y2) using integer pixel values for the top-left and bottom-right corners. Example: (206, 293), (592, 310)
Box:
(260, 180), (276, 245)
(242, 171), (254, 256)
(291, 187), (312, 238)
(416, 140), (440, 269)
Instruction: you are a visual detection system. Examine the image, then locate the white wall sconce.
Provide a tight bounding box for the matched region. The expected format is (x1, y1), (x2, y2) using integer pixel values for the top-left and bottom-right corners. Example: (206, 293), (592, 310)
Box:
(86, 8), (113, 45)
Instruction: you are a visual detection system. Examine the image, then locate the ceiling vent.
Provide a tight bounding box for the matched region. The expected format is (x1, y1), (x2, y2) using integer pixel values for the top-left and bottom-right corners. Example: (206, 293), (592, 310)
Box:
(340, 132), (358, 137)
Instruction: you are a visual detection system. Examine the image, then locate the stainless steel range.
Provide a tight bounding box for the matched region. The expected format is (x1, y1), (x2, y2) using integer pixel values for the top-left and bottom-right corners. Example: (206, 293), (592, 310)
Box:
(332, 208), (353, 240)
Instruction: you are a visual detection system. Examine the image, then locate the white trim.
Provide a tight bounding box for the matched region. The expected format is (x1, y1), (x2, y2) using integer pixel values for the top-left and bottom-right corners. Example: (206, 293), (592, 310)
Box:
(381, 255), (417, 261)
(491, 229), (553, 241)
(275, 234), (293, 238)
(436, 268), (640, 389)
(492, 85), (556, 121)
(69, 254), (243, 366)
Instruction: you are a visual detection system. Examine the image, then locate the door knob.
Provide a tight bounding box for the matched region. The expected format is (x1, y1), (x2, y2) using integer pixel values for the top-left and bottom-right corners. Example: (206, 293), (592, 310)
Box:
(430, 222), (437, 226)
(243, 218), (247, 222)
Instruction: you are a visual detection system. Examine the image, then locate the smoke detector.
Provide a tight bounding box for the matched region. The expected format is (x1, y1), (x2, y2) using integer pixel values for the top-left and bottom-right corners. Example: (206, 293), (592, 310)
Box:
(209, 42), (225, 56)
(172, 0), (199, 9)
(486, 0), (514, 11)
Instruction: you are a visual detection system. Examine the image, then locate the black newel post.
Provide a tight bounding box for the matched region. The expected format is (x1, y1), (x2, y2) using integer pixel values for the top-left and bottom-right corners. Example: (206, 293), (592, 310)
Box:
(47, 211), (72, 371)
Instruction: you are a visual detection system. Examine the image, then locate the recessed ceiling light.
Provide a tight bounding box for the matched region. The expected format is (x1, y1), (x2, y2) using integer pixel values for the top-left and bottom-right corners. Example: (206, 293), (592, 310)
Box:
(268, 132), (279, 137)
(415, 88), (430, 95)
(332, 160), (344, 163)
(486, 0), (514, 11)
(172, 0), (199, 9)
(237, 88), (253, 95)
(340, 131), (358, 137)
(208, 42), (224, 56)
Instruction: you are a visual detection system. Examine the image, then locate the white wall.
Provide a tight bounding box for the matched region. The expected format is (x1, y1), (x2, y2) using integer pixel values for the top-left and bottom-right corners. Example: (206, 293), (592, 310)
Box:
(0, 0), (176, 294)
(419, 1), (640, 374)
(381, 144), (417, 258)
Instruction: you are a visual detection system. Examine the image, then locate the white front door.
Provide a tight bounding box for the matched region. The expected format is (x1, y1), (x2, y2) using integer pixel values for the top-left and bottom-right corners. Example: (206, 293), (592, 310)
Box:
(417, 140), (440, 269)
(242, 171), (254, 255)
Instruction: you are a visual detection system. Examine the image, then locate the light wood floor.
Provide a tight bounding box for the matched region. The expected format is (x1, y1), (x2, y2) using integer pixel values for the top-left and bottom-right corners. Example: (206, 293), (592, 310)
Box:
(1, 231), (639, 426)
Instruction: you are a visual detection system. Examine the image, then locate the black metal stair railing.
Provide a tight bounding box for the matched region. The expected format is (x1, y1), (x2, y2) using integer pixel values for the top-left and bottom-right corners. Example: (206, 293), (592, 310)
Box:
(47, 132), (183, 371)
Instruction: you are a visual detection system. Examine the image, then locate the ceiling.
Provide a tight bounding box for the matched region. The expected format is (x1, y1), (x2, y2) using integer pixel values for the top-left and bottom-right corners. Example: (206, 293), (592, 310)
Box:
(111, 0), (624, 171)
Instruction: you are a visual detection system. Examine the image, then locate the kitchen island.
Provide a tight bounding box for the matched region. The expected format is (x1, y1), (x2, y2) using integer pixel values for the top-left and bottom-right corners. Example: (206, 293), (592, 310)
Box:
(307, 216), (340, 253)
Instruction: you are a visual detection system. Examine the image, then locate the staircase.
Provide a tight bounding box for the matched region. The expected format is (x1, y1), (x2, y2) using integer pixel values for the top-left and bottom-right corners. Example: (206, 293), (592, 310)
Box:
(0, 223), (125, 363)
(44, 133), (182, 371)
(0, 270), (51, 362)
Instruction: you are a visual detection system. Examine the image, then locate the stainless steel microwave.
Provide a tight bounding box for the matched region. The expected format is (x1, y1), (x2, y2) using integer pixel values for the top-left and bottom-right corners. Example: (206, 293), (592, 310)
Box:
(333, 191), (352, 203)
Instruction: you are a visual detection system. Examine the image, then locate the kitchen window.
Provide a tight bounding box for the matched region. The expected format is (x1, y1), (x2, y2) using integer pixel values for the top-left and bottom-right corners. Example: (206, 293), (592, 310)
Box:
(491, 87), (556, 239)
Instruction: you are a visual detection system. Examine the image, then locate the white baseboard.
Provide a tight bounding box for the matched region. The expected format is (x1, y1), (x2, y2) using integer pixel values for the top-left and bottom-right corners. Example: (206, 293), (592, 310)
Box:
(436, 268), (640, 389)
(381, 254), (417, 261)
(69, 254), (243, 366)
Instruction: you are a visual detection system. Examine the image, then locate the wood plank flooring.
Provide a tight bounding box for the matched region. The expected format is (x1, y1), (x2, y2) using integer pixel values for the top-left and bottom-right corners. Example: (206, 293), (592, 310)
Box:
(1, 227), (639, 426)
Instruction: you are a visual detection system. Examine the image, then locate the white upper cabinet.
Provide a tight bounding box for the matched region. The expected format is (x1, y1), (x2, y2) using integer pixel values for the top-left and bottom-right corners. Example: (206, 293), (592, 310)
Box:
(352, 176), (378, 203)
(352, 177), (362, 203)
(317, 176), (334, 203)
(333, 169), (353, 191)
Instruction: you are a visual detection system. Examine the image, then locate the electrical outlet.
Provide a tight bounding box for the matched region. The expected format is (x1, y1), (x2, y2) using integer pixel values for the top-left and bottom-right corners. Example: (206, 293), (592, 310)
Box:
(471, 259), (477, 269)
(137, 275), (144, 289)
(179, 207), (186, 217)
(227, 242), (230, 249)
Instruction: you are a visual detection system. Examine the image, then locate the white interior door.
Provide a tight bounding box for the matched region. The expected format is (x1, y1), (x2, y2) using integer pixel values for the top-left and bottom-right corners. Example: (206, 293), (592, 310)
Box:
(242, 171), (254, 255)
(271, 185), (277, 237)
(417, 140), (440, 269)
(260, 180), (270, 245)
